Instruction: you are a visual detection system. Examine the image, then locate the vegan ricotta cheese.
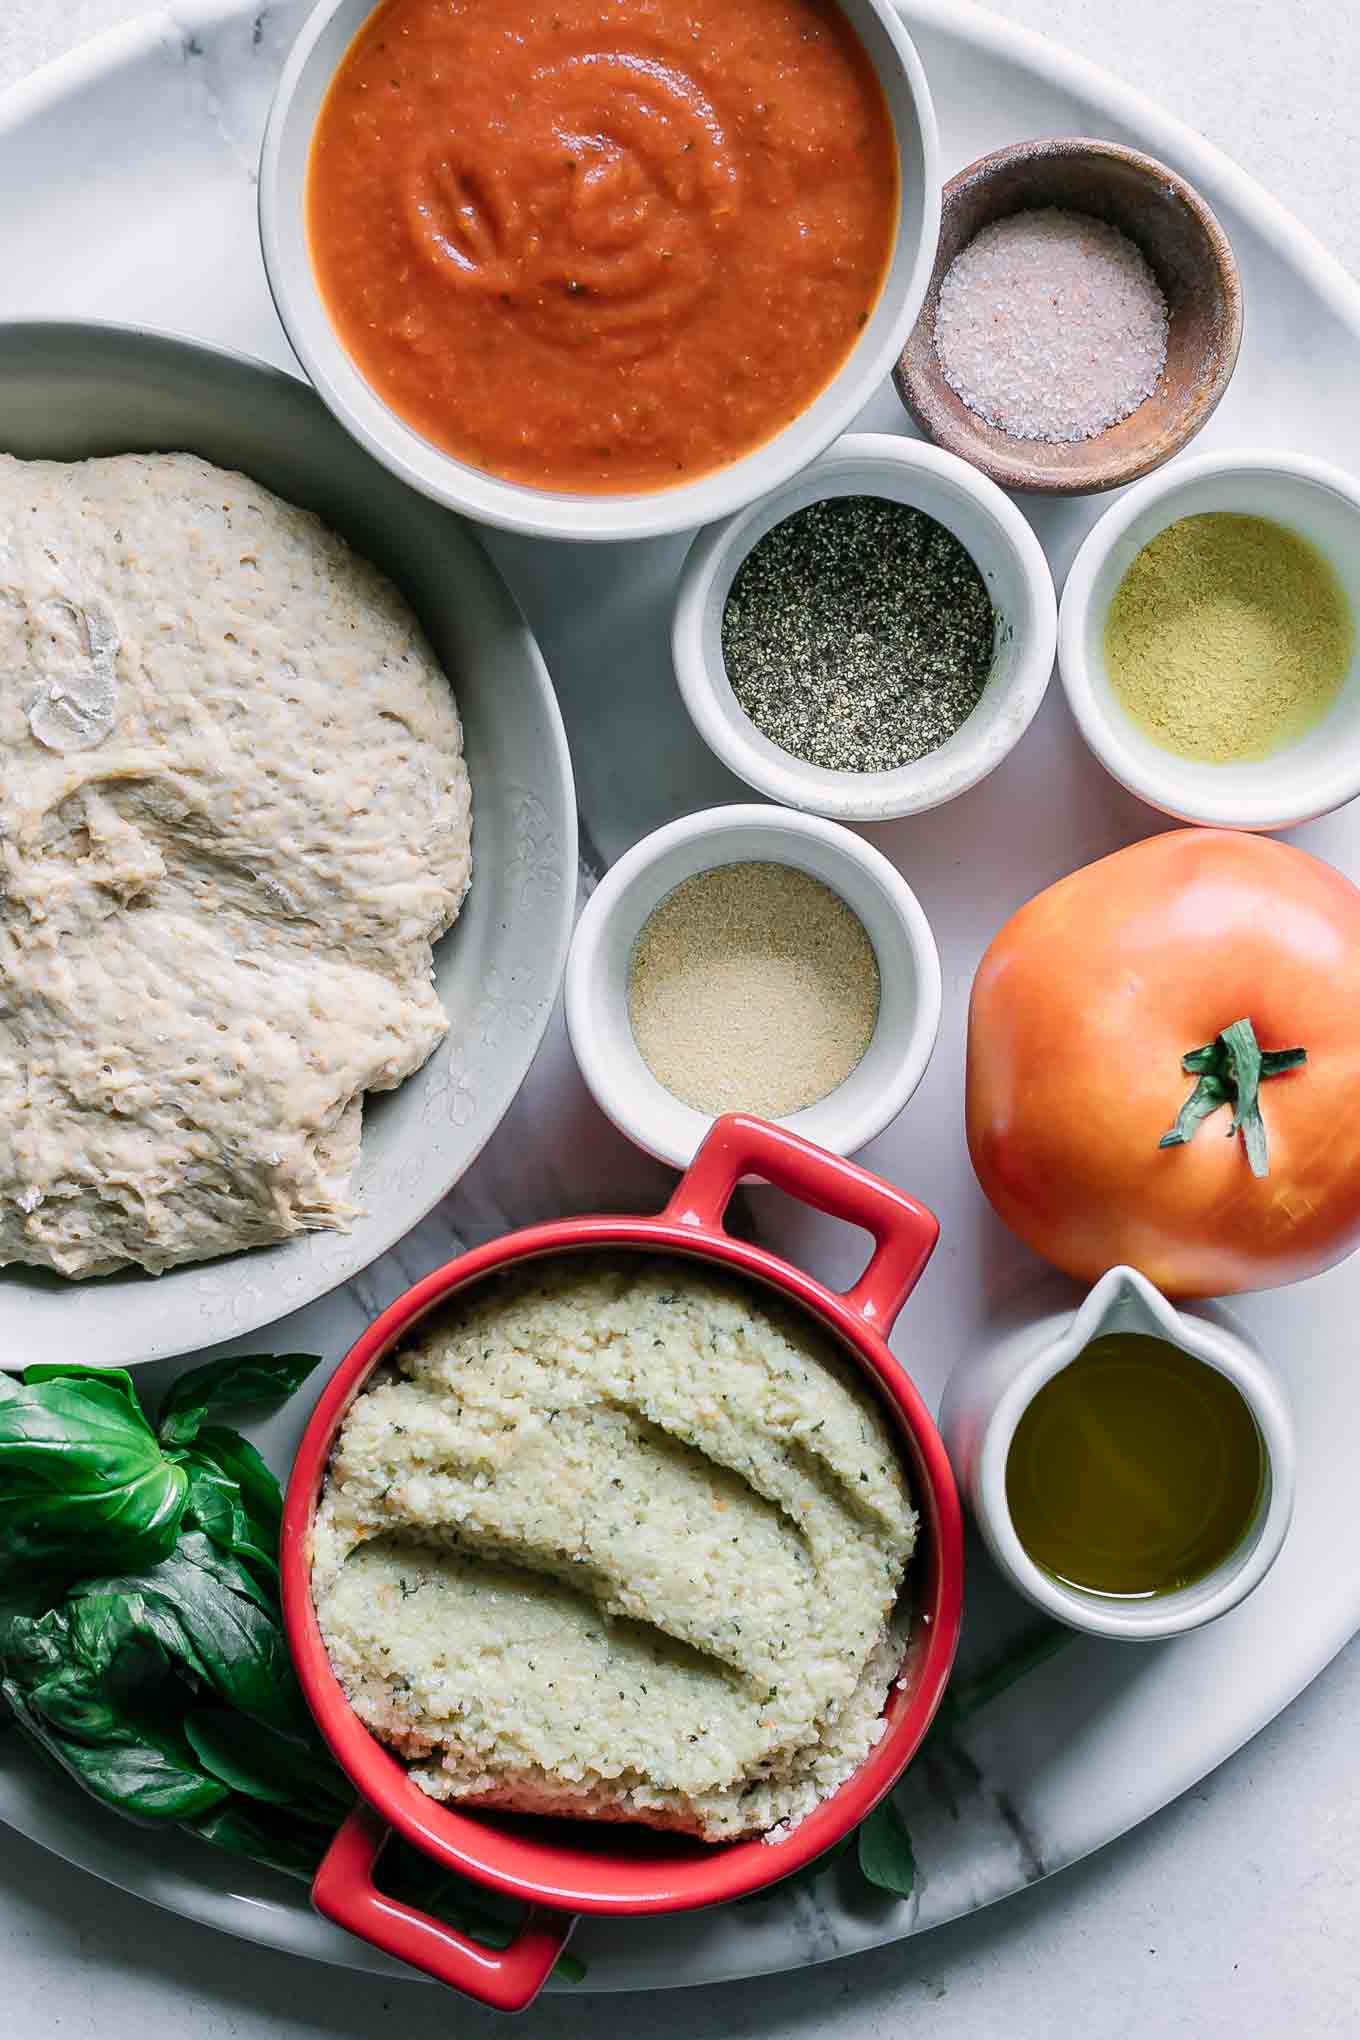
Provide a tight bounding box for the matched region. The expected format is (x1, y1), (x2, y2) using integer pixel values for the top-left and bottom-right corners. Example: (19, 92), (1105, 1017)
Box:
(0, 450), (472, 1277)
(312, 1254), (917, 1842)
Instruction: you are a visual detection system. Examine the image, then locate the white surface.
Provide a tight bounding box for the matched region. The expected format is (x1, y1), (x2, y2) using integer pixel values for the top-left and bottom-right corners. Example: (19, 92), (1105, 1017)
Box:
(672, 431), (1058, 819)
(1, 2), (1359, 2036)
(564, 801), (943, 1166)
(1059, 450), (1360, 829)
(258, 0), (941, 540)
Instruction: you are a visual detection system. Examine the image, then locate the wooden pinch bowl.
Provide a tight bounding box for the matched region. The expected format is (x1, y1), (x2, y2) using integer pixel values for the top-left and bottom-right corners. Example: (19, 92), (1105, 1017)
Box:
(893, 136), (1243, 496)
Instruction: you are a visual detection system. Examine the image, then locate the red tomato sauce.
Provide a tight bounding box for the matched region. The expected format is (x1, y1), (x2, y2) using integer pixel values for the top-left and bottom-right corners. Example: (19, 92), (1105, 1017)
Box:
(307, 0), (899, 494)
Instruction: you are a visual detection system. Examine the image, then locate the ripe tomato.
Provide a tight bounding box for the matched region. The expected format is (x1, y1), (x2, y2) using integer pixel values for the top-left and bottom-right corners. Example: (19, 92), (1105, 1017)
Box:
(966, 829), (1360, 1298)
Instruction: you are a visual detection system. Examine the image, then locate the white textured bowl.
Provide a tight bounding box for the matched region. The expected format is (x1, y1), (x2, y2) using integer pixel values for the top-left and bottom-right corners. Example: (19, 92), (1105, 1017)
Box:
(0, 321), (576, 1370)
(941, 1267), (1295, 1642)
(672, 433), (1057, 820)
(258, 0), (940, 544)
(564, 805), (941, 1170)
(1059, 450), (1360, 831)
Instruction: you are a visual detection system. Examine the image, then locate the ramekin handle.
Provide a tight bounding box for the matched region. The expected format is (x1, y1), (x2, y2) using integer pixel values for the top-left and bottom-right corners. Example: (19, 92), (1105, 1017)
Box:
(312, 1804), (574, 2013)
(664, 1113), (938, 1336)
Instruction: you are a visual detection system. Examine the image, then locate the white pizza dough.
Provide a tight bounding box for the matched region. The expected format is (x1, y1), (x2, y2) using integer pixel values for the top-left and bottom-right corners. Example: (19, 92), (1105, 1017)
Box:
(0, 451), (472, 1277)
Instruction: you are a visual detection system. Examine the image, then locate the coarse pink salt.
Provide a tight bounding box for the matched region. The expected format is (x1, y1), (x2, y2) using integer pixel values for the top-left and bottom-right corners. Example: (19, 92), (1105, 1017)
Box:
(935, 206), (1169, 443)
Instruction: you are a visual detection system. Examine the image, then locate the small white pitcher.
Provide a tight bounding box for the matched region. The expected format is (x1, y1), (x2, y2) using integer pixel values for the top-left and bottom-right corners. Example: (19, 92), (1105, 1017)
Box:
(940, 1266), (1296, 1641)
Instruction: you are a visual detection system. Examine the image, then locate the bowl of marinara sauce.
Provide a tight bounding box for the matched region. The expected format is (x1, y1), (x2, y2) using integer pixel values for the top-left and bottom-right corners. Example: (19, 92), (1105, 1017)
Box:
(259, 0), (940, 542)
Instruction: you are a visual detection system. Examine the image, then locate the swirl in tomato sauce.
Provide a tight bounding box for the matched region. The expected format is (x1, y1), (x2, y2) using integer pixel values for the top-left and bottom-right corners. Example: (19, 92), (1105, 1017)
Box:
(308, 0), (898, 493)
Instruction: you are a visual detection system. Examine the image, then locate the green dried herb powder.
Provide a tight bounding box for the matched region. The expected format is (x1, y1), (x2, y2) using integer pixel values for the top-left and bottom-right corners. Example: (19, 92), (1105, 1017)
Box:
(1105, 511), (1354, 763)
(720, 495), (996, 773)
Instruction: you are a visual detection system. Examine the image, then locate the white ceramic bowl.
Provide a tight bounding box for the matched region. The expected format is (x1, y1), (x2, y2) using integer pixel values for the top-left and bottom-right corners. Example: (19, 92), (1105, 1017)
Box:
(671, 433), (1057, 820)
(564, 806), (942, 1169)
(940, 1266), (1295, 1642)
(1059, 450), (1360, 830)
(258, 0), (940, 544)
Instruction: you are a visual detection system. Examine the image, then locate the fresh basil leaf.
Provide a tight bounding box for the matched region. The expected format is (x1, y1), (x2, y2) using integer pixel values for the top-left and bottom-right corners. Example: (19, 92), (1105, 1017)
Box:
(182, 1467), (278, 1583)
(72, 1536), (302, 1737)
(67, 1591), (153, 1675)
(183, 1709), (351, 1812)
(2, 1676), (228, 1821)
(0, 1579), (67, 1653)
(4, 1586), (206, 1759)
(65, 1592), (208, 1722)
(190, 1427), (284, 1538)
(187, 1800), (336, 1880)
(5, 1577), (302, 1826)
(69, 1735), (223, 1817)
(157, 1354), (323, 1449)
(65, 1735), (229, 1818)
(0, 1606), (73, 1683)
(163, 1527), (276, 1615)
(66, 1584), (214, 1697)
(181, 1713), (297, 1806)
(25, 1661), (127, 1743)
(23, 1365), (142, 1413)
(0, 1372), (186, 1570)
(19, 1598), (185, 1753)
(0, 1610), (76, 1700)
(0, 1357), (413, 1920)
(856, 1793), (916, 1898)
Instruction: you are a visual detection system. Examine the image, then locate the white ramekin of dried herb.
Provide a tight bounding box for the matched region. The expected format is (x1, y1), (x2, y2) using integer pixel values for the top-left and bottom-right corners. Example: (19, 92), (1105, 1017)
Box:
(564, 805), (942, 1169)
(1058, 449), (1360, 831)
(672, 433), (1057, 822)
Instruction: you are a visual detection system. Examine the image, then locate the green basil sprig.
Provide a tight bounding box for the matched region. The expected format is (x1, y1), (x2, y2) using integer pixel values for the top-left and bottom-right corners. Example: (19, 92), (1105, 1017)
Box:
(0, 1349), (586, 1984)
(0, 1368), (187, 1573)
(0, 1352), (323, 1582)
(156, 1353), (324, 1449)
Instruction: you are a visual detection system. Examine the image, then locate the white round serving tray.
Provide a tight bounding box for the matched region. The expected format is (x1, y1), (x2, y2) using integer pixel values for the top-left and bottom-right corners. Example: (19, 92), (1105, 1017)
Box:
(3, 0), (1360, 1997)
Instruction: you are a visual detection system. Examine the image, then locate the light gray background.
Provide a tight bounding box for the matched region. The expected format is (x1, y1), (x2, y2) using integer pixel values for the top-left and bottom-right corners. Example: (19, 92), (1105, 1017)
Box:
(2, 4), (1358, 2035)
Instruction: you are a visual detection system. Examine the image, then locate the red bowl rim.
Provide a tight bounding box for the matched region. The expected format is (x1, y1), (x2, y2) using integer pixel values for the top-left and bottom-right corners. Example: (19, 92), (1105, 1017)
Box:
(282, 1211), (964, 1916)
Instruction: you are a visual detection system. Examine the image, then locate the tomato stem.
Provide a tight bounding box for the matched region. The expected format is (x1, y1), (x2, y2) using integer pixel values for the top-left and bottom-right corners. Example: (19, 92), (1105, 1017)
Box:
(1159, 1018), (1306, 1179)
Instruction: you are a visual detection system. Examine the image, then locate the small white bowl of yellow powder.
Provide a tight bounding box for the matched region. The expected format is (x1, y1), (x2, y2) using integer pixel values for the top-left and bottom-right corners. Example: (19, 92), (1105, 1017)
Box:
(1059, 450), (1360, 830)
(564, 806), (942, 1168)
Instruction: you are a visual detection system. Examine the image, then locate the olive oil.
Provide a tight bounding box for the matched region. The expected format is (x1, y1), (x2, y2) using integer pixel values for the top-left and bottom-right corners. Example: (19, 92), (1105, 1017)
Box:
(1005, 1333), (1264, 1598)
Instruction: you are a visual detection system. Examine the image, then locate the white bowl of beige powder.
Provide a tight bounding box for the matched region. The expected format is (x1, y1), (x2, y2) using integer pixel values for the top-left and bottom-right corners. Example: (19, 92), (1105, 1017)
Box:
(564, 806), (942, 1169)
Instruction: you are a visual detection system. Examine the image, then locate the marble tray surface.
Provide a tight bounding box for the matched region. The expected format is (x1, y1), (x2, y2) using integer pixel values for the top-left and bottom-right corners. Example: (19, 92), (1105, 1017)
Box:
(1, 0), (1360, 2028)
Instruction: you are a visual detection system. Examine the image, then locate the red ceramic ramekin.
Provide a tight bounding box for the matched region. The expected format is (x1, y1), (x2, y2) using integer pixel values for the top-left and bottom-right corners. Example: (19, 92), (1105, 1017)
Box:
(282, 1114), (964, 2011)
